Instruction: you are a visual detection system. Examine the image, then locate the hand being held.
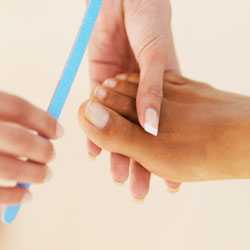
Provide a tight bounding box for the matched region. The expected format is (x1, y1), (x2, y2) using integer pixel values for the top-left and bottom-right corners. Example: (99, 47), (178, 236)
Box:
(0, 92), (63, 206)
(86, 0), (180, 199)
(80, 73), (250, 183)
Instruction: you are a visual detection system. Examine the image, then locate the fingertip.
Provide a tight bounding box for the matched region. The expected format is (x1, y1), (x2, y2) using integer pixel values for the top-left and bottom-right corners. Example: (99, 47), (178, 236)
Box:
(110, 153), (130, 184)
(130, 161), (150, 200)
(143, 108), (159, 136)
(166, 181), (181, 193)
(87, 139), (102, 159)
(55, 123), (64, 139)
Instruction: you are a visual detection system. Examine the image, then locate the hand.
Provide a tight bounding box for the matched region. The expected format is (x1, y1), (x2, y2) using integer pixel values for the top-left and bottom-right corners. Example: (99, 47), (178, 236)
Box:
(79, 72), (250, 183)
(85, 0), (180, 199)
(0, 91), (63, 205)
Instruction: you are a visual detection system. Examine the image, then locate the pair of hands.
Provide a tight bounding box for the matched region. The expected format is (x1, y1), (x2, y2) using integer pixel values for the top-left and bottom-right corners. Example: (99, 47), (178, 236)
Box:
(0, 0), (176, 207)
(86, 0), (180, 199)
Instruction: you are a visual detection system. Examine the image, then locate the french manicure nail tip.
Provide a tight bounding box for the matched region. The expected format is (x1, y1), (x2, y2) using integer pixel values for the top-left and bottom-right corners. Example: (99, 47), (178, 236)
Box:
(116, 74), (127, 80)
(168, 186), (180, 194)
(144, 108), (159, 136)
(133, 197), (145, 204)
(103, 79), (117, 88)
(95, 87), (107, 99)
(85, 102), (110, 129)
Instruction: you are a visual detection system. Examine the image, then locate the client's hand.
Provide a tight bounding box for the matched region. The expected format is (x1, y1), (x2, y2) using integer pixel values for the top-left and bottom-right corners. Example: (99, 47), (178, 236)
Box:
(79, 73), (250, 185)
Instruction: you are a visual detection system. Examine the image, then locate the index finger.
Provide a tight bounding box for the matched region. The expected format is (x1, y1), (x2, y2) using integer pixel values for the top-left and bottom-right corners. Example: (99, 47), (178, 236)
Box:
(0, 92), (63, 139)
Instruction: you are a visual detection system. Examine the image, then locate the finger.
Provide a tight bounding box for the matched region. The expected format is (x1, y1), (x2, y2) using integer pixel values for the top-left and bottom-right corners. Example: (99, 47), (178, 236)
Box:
(0, 122), (55, 164)
(93, 85), (138, 123)
(137, 64), (164, 137)
(102, 76), (138, 98)
(87, 139), (102, 159)
(110, 153), (130, 184)
(0, 154), (50, 184)
(124, 1), (179, 136)
(79, 101), (153, 170)
(164, 71), (190, 85)
(0, 91), (63, 139)
(103, 71), (164, 137)
(102, 72), (191, 101)
(130, 160), (150, 200)
(165, 180), (181, 193)
(0, 187), (32, 205)
(86, 80), (103, 159)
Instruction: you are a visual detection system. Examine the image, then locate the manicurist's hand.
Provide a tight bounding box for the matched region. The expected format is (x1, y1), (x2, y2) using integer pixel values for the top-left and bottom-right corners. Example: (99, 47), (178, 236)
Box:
(85, 0), (180, 199)
(79, 72), (250, 184)
(0, 91), (63, 205)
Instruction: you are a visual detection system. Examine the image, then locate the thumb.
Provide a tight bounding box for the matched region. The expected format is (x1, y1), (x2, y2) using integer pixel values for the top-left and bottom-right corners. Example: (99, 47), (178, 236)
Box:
(123, 0), (180, 135)
(137, 56), (165, 136)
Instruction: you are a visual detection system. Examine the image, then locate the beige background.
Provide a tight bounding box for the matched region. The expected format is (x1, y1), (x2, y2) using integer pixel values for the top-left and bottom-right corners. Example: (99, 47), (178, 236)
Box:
(1, 0), (250, 249)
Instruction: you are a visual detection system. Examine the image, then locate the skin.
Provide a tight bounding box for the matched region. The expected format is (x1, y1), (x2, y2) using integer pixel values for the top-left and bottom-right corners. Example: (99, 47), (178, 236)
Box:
(85, 0), (180, 198)
(0, 91), (63, 206)
(79, 72), (250, 183)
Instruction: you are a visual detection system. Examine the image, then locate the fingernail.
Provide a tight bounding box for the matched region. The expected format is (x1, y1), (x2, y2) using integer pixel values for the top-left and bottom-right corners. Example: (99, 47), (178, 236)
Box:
(128, 74), (139, 83)
(44, 169), (53, 183)
(168, 186), (180, 194)
(144, 108), (159, 136)
(95, 86), (107, 100)
(56, 123), (64, 138)
(22, 192), (32, 203)
(133, 197), (145, 204)
(88, 153), (97, 160)
(103, 79), (117, 88)
(116, 74), (127, 81)
(113, 180), (125, 187)
(85, 102), (110, 129)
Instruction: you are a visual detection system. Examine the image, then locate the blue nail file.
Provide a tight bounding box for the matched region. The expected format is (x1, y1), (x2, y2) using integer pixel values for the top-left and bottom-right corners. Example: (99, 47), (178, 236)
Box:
(2, 0), (103, 224)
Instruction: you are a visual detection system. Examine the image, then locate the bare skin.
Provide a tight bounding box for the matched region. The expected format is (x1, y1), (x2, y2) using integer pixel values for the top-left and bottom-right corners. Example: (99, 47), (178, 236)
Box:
(0, 91), (63, 206)
(85, 0), (180, 198)
(79, 73), (250, 184)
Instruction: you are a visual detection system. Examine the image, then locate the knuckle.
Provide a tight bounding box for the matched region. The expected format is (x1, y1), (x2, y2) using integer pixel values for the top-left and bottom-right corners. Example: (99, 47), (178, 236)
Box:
(142, 85), (163, 100)
(137, 36), (168, 64)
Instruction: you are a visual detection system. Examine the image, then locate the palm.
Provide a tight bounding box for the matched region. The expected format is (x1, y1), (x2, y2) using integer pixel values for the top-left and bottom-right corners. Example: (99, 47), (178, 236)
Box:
(88, 0), (139, 84)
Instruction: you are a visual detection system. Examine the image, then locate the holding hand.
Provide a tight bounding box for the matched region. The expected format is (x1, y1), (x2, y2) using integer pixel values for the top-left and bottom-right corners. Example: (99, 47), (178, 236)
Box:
(0, 91), (63, 205)
(86, 0), (180, 199)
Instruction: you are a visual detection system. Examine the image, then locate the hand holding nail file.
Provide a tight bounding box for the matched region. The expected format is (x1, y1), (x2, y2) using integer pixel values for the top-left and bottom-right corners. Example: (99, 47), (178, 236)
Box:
(2, 0), (103, 224)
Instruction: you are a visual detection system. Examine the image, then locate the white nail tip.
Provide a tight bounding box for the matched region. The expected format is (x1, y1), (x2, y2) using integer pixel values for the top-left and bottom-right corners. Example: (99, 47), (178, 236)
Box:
(144, 108), (159, 136)
(95, 87), (107, 99)
(85, 102), (110, 129)
(116, 74), (127, 80)
(144, 123), (158, 136)
(103, 79), (117, 88)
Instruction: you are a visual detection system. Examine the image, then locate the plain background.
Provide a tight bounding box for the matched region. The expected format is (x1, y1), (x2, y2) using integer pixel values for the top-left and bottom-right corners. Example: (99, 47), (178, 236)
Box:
(1, 0), (250, 249)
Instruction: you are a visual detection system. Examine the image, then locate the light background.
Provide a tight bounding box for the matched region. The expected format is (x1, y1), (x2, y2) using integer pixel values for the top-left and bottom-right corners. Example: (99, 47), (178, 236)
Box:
(0, 0), (250, 249)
